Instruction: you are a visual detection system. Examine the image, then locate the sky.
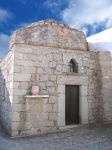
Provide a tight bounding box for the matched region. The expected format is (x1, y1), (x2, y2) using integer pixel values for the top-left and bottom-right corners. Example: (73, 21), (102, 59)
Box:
(0, 0), (112, 58)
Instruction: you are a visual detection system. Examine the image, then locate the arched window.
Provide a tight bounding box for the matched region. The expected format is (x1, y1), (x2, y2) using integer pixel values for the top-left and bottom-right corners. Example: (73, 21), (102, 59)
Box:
(69, 59), (78, 73)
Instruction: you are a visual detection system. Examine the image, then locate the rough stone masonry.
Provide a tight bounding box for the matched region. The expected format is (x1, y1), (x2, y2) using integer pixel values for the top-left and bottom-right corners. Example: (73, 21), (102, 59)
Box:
(0, 19), (112, 137)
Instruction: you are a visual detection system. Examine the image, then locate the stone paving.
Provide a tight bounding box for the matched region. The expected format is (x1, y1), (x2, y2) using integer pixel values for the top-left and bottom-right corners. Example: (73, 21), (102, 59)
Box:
(0, 124), (112, 150)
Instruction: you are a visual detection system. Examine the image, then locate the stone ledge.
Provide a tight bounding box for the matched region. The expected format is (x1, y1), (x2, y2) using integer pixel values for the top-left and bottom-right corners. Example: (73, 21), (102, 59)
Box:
(62, 72), (80, 76)
(25, 95), (49, 98)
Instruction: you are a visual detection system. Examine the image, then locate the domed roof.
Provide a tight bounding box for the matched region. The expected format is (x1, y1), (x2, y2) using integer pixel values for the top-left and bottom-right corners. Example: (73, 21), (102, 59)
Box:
(10, 19), (87, 51)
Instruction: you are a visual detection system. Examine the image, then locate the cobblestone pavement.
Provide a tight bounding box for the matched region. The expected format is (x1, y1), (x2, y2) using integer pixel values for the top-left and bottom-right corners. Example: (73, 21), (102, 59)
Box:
(0, 124), (112, 150)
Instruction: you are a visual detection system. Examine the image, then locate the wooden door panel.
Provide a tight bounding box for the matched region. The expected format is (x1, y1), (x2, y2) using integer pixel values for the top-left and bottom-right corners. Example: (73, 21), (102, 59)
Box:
(65, 85), (79, 125)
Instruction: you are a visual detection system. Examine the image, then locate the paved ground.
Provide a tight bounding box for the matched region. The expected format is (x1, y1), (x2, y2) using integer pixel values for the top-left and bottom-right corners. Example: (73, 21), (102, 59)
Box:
(0, 124), (112, 150)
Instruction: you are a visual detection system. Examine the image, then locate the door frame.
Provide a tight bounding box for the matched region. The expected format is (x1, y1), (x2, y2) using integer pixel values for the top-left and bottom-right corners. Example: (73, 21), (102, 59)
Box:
(57, 84), (88, 127)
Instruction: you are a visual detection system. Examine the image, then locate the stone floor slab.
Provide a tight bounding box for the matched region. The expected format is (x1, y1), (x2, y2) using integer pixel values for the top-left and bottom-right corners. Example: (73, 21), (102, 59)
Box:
(0, 124), (112, 150)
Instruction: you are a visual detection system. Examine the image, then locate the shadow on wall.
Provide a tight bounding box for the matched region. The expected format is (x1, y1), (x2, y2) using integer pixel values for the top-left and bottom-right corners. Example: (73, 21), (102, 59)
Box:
(0, 68), (12, 135)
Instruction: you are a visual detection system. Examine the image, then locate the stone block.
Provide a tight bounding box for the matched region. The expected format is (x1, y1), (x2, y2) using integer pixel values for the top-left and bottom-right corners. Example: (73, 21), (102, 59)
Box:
(15, 52), (24, 59)
(45, 104), (52, 112)
(24, 122), (32, 130)
(40, 75), (48, 81)
(14, 65), (21, 73)
(13, 104), (25, 111)
(53, 104), (57, 113)
(46, 120), (54, 127)
(58, 85), (65, 94)
(13, 89), (27, 96)
(23, 54), (37, 61)
(19, 112), (26, 121)
(49, 113), (57, 120)
(49, 75), (57, 81)
(38, 55), (48, 67)
(47, 54), (53, 61)
(15, 46), (33, 53)
(21, 66), (36, 73)
(15, 60), (35, 67)
(12, 123), (20, 130)
(14, 82), (20, 88)
(14, 73), (31, 81)
(12, 121), (31, 131)
(40, 89), (49, 95)
(49, 61), (56, 67)
(47, 87), (57, 95)
(11, 130), (19, 137)
(46, 81), (54, 87)
(80, 86), (88, 96)
(31, 74), (36, 82)
(49, 96), (57, 103)
(38, 82), (45, 89)
(53, 54), (62, 61)
(56, 65), (63, 71)
(13, 96), (26, 104)
(37, 68), (44, 74)
(12, 112), (20, 121)
(60, 65), (67, 72)
(43, 113), (49, 119)
(20, 82), (29, 89)
(53, 70), (62, 75)
(44, 68), (54, 74)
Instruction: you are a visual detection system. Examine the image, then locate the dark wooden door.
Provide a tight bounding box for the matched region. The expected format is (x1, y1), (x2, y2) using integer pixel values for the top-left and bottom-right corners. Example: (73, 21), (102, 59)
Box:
(65, 85), (79, 125)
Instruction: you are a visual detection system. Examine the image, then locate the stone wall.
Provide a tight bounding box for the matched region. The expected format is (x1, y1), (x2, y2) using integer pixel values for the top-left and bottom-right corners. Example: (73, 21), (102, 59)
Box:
(88, 51), (103, 123)
(12, 43), (102, 137)
(0, 19), (110, 137)
(10, 20), (93, 137)
(98, 52), (112, 122)
(88, 44), (112, 123)
(10, 19), (87, 51)
(0, 47), (14, 134)
(10, 19), (101, 136)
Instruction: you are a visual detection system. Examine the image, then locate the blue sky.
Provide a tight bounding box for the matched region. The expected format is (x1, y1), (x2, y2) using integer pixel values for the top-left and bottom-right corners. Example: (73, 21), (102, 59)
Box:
(0, 0), (112, 58)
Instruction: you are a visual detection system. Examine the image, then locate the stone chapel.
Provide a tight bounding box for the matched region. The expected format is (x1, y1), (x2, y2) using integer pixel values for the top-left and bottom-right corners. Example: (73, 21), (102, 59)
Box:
(0, 19), (112, 137)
